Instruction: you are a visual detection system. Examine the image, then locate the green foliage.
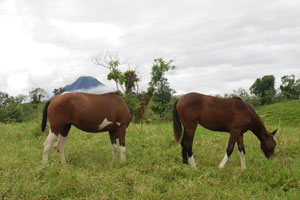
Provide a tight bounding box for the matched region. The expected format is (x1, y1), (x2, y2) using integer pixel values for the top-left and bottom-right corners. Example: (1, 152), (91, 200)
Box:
(124, 70), (139, 94)
(0, 92), (28, 123)
(107, 68), (124, 91)
(123, 92), (140, 121)
(0, 91), (47, 123)
(29, 88), (47, 108)
(136, 58), (175, 120)
(52, 87), (65, 96)
(151, 81), (174, 118)
(149, 58), (176, 87)
(250, 75), (276, 105)
(280, 74), (300, 100)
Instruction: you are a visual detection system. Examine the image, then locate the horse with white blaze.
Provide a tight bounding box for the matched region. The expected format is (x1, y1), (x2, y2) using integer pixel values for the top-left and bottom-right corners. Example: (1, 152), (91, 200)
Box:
(41, 92), (131, 165)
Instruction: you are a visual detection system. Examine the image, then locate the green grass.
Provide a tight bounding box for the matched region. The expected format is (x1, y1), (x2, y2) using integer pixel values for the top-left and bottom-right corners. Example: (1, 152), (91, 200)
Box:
(255, 100), (300, 127)
(1, 119), (300, 199)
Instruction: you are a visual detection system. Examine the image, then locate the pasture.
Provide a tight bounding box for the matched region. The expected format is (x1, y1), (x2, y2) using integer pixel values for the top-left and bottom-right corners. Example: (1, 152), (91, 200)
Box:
(0, 120), (299, 199)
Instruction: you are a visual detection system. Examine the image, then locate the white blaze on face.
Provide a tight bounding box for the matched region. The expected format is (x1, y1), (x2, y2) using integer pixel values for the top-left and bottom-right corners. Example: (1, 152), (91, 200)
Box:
(98, 118), (113, 130)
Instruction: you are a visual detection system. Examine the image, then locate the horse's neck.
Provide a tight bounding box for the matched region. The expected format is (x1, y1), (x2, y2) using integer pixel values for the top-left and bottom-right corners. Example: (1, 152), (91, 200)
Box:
(250, 118), (268, 142)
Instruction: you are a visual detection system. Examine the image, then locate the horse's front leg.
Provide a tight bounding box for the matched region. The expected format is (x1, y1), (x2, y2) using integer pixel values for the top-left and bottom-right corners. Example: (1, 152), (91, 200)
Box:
(57, 134), (67, 166)
(219, 130), (240, 169)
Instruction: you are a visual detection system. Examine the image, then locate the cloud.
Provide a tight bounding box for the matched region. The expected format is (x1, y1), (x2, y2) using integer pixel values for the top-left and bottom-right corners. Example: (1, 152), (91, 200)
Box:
(1, 0), (300, 97)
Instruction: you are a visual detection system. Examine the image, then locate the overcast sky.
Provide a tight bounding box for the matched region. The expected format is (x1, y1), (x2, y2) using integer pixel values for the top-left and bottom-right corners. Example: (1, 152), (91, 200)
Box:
(1, 0), (300, 97)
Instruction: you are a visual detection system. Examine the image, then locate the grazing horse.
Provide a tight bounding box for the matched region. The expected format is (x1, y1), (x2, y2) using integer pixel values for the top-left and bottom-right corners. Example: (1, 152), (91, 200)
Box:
(173, 92), (277, 169)
(41, 92), (131, 165)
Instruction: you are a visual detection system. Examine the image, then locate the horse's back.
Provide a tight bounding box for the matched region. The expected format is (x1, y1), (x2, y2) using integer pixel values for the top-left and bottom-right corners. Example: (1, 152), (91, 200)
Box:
(176, 92), (252, 132)
(48, 92), (131, 133)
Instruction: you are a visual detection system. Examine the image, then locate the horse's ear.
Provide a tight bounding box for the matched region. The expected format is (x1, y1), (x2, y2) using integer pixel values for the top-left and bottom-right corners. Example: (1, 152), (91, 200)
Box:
(271, 129), (278, 136)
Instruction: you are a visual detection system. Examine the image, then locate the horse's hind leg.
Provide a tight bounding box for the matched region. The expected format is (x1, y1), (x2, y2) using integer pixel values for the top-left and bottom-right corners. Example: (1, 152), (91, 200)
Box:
(56, 124), (71, 166)
(57, 134), (67, 166)
(181, 124), (197, 168)
(237, 135), (246, 169)
(109, 131), (118, 161)
(117, 126), (127, 162)
(43, 130), (57, 162)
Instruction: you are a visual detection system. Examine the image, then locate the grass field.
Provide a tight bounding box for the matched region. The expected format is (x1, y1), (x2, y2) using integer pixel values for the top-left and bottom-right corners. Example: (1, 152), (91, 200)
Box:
(0, 117), (300, 199)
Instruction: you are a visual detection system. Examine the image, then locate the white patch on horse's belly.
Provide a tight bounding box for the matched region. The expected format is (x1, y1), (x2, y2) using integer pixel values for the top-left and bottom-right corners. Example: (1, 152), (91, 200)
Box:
(98, 118), (113, 130)
(116, 122), (121, 126)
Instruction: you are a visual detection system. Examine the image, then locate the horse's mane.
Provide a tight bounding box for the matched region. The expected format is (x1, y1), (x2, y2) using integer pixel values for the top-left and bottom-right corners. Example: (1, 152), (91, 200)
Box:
(245, 102), (263, 122)
(233, 96), (262, 122)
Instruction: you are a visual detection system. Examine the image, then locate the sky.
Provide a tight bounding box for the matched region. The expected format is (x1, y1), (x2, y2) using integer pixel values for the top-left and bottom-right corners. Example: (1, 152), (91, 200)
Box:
(1, 0), (300, 97)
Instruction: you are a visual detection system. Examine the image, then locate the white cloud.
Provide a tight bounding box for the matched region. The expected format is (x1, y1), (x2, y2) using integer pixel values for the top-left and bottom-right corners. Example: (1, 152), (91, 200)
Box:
(0, 0), (300, 97)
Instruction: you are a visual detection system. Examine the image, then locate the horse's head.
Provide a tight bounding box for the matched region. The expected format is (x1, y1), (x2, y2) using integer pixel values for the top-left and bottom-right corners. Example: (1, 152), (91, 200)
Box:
(260, 129), (277, 158)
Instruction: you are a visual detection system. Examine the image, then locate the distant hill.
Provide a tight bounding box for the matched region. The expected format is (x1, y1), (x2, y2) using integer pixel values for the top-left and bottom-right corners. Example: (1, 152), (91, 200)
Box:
(65, 76), (104, 91)
(255, 100), (300, 127)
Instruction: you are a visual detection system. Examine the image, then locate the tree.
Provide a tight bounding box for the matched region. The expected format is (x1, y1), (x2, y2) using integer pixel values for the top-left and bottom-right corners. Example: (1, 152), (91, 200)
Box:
(250, 75), (276, 105)
(0, 92), (27, 123)
(135, 58), (176, 120)
(52, 87), (65, 96)
(280, 74), (300, 99)
(0, 91), (12, 108)
(93, 51), (127, 92)
(124, 70), (140, 94)
(151, 80), (174, 118)
(29, 88), (47, 118)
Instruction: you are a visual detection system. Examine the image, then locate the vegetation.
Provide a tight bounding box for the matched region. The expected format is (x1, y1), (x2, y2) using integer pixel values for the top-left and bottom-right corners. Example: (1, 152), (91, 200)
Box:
(256, 100), (300, 127)
(0, 106), (299, 199)
(250, 75), (276, 105)
(93, 52), (176, 121)
(1, 69), (300, 199)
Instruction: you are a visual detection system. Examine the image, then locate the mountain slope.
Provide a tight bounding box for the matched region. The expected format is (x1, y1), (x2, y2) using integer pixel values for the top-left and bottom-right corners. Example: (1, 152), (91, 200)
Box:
(65, 76), (104, 91)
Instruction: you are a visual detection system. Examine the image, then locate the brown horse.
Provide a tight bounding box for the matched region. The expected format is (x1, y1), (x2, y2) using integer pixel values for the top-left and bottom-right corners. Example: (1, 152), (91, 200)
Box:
(173, 92), (277, 169)
(41, 92), (131, 165)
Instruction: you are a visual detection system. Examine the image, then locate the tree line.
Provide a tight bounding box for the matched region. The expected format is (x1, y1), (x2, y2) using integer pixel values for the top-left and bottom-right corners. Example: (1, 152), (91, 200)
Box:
(223, 74), (300, 106)
(1, 53), (299, 123)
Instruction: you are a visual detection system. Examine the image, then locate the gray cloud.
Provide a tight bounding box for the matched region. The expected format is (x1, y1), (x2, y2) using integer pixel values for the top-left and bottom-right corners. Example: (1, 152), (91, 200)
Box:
(1, 0), (300, 96)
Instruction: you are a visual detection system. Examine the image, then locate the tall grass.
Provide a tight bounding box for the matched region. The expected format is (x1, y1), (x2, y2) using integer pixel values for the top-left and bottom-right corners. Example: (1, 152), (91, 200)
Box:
(0, 121), (299, 199)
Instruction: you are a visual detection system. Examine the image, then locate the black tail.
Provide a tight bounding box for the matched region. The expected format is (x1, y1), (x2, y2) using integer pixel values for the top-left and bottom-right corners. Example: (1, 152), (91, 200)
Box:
(173, 99), (182, 143)
(41, 101), (51, 132)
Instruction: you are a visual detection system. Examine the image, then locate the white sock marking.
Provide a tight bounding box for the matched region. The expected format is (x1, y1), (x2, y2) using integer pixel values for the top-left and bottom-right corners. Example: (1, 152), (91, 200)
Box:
(188, 155), (196, 168)
(219, 153), (228, 169)
(240, 151), (246, 169)
(98, 118), (113, 130)
(43, 130), (57, 162)
(120, 146), (126, 162)
(112, 144), (117, 161)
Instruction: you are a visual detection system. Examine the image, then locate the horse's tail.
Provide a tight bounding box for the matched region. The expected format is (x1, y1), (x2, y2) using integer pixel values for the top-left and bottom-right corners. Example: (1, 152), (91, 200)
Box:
(173, 99), (182, 143)
(41, 101), (51, 132)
